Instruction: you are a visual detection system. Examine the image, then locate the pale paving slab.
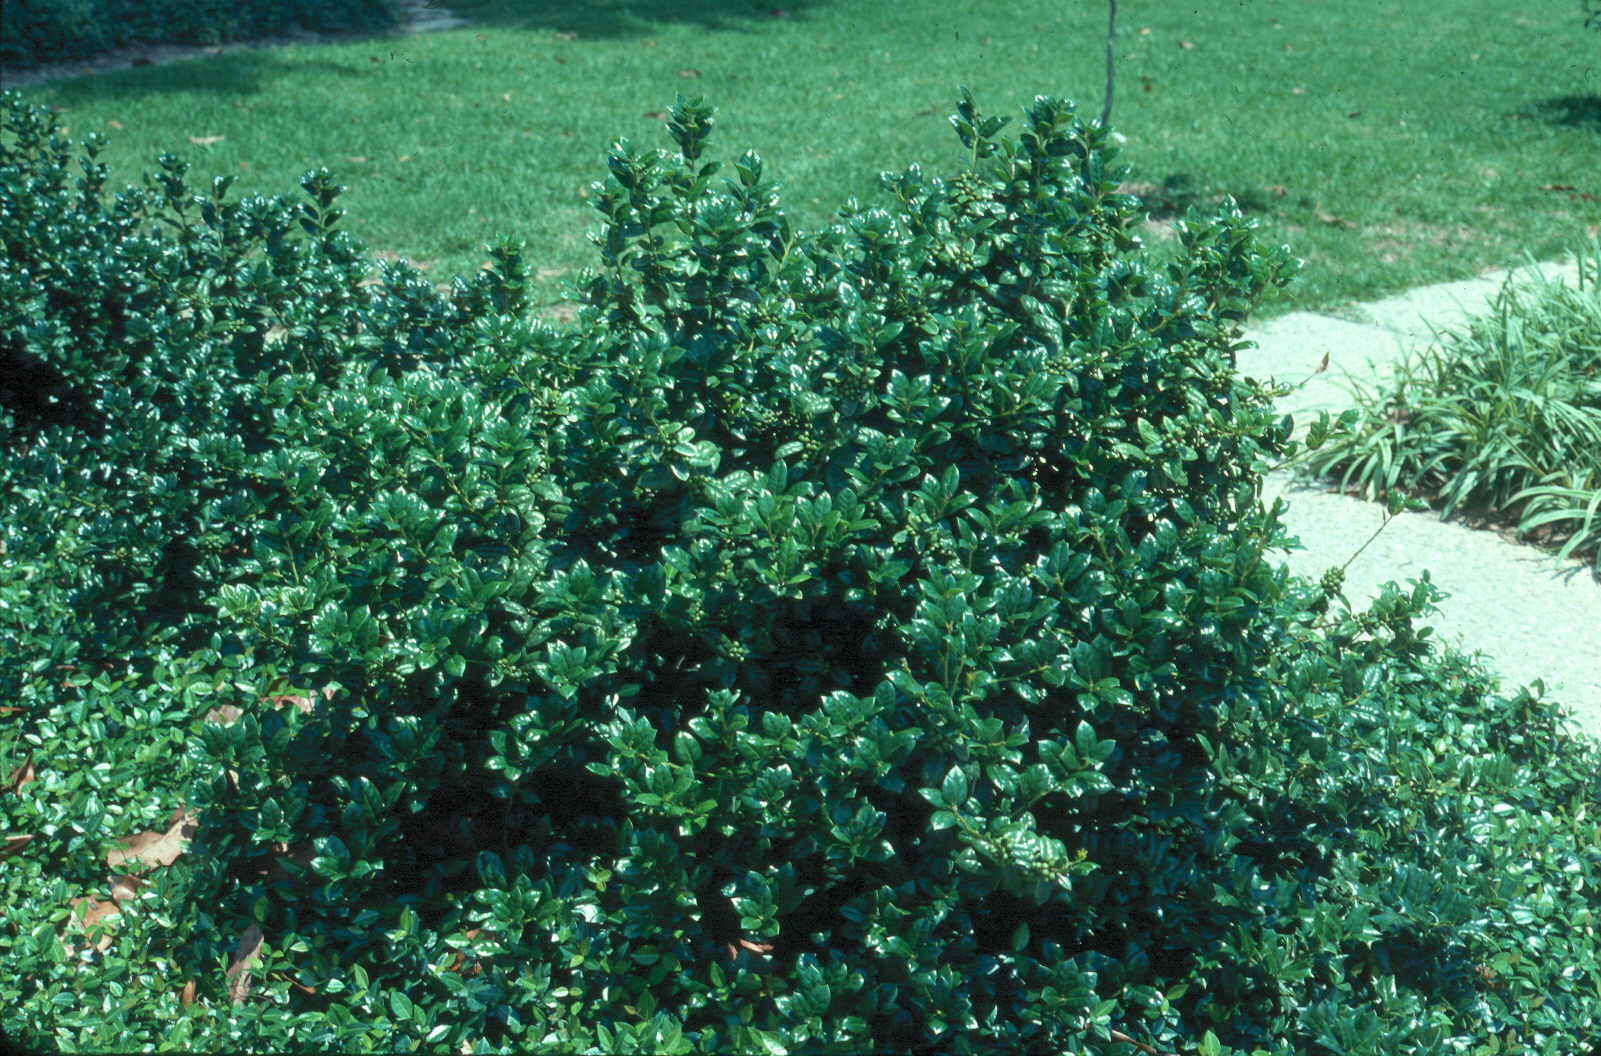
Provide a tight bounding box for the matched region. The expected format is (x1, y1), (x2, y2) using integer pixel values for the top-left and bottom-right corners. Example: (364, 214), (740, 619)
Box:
(1349, 259), (1585, 346)
(1263, 473), (1601, 738)
(1241, 257), (1600, 739)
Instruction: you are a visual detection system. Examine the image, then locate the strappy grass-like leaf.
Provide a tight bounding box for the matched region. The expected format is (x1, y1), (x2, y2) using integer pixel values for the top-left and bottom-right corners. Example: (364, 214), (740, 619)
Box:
(1301, 240), (1601, 567)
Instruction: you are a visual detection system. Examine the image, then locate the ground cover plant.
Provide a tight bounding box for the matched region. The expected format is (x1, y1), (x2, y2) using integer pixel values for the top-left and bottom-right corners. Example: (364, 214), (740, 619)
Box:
(6, 89), (1601, 1054)
(0, 0), (401, 69)
(1297, 249), (1601, 570)
(7, 0), (1598, 318)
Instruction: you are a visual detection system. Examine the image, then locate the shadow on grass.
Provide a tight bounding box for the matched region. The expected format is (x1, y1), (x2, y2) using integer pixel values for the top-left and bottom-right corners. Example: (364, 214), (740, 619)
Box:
(1125, 172), (1309, 220)
(1534, 94), (1601, 132)
(443, 0), (821, 38)
(18, 48), (369, 100)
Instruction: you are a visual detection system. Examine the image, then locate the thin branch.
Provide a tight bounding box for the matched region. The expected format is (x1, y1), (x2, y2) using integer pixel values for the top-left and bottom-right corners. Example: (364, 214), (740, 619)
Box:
(1101, 0), (1118, 127)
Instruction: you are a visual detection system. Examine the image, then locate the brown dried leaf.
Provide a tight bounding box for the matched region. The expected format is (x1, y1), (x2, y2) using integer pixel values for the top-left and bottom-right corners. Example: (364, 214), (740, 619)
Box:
(110, 874), (146, 902)
(553, 31), (577, 41)
(108, 809), (196, 869)
(643, 110), (669, 121)
(678, 67), (702, 78)
(181, 979), (197, 1006)
(1, 833), (36, 860)
(5, 755), (35, 794)
(205, 704), (243, 726)
(1314, 209), (1356, 230)
(227, 924), (264, 1005)
(106, 119), (124, 129)
(262, 687), (322, 714)
(189, 135), (225, 146)
(72, 896), (120, 950)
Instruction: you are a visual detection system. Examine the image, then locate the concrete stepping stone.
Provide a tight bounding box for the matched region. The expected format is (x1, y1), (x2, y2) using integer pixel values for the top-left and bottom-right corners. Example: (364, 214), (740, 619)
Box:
(1240, 259), (1601, 737)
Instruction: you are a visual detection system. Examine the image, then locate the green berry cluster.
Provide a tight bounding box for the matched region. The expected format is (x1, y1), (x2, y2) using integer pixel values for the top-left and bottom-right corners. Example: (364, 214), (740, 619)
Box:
(935, 243), (977, 272)
(948, 171), (995, 217)
(837, 364), (876, 402)
(1319, 566), (1345, 599)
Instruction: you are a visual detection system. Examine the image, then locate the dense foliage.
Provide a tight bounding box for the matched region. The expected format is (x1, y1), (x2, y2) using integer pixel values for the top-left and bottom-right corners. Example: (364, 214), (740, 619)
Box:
(0, 0), (400, 69)
(4, 90), (1601, 1054)
(1298, 250), (1601, 570)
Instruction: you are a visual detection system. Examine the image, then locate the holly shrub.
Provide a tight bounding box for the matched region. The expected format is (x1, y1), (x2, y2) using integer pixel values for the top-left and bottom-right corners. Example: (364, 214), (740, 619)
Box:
(3, 90), (1600, 1053)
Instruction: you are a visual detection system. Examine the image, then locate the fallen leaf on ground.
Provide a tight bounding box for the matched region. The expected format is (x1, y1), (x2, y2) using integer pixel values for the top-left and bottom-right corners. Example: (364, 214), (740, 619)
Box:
(106, 119), (123, 129)
(71, 896), (120, 950)
(189, 135), (225, 146)
(553, 31), (577, 41)
(644, 40), (659, 47)
(262, 685), (331, 713)
(1138, 27), (1151, 35)
(724, 936), (776, 960)
(108, 809), (196, 869)
(227, 925), (264, 1005)
(643, 110), (669, 120)
(1314, 209), (1356, 230)
(678, 68), (701, 78)
(1541, 184), (1578, 192)
(4, 755), (35, 794)
(113, 871), (147, 899)
(1267, 184), (1288, 197)
(345, 156), (370, 163)
(2, 833), (36, 860)
(1179, 40), (1195, 49)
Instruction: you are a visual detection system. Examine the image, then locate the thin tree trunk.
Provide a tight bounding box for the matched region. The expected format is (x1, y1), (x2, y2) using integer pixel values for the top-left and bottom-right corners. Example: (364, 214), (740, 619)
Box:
(1101, 0), (1117, 128)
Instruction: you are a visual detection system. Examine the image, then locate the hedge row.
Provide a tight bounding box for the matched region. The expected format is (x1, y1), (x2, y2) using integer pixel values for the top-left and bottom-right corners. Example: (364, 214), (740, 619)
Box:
(3, 90), (1601, 1053)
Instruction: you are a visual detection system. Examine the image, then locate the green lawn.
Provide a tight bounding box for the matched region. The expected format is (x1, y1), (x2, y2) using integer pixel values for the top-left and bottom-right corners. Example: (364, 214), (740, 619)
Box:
(12, 0), (1601, 317)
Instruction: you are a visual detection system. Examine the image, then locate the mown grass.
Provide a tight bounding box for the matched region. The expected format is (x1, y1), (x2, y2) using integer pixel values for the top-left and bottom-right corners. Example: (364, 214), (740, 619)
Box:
(10, 0), (1600, 318)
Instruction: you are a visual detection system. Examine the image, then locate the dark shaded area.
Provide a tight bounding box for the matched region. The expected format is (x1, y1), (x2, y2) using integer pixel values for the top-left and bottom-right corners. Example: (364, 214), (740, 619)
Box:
(17, 48), (370, 98)
(0, 0), (399, 70)
(0, 334), (105, 446)
(1131, 171), (1308, 220)
(443, 0), (820, 39)
(1534, 94), (1601, 131)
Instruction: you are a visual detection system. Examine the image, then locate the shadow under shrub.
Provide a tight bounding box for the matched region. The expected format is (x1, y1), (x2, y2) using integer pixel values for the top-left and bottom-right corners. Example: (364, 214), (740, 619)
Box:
(0, 0), (402, 69)
(3, 90), (1601, 1054)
